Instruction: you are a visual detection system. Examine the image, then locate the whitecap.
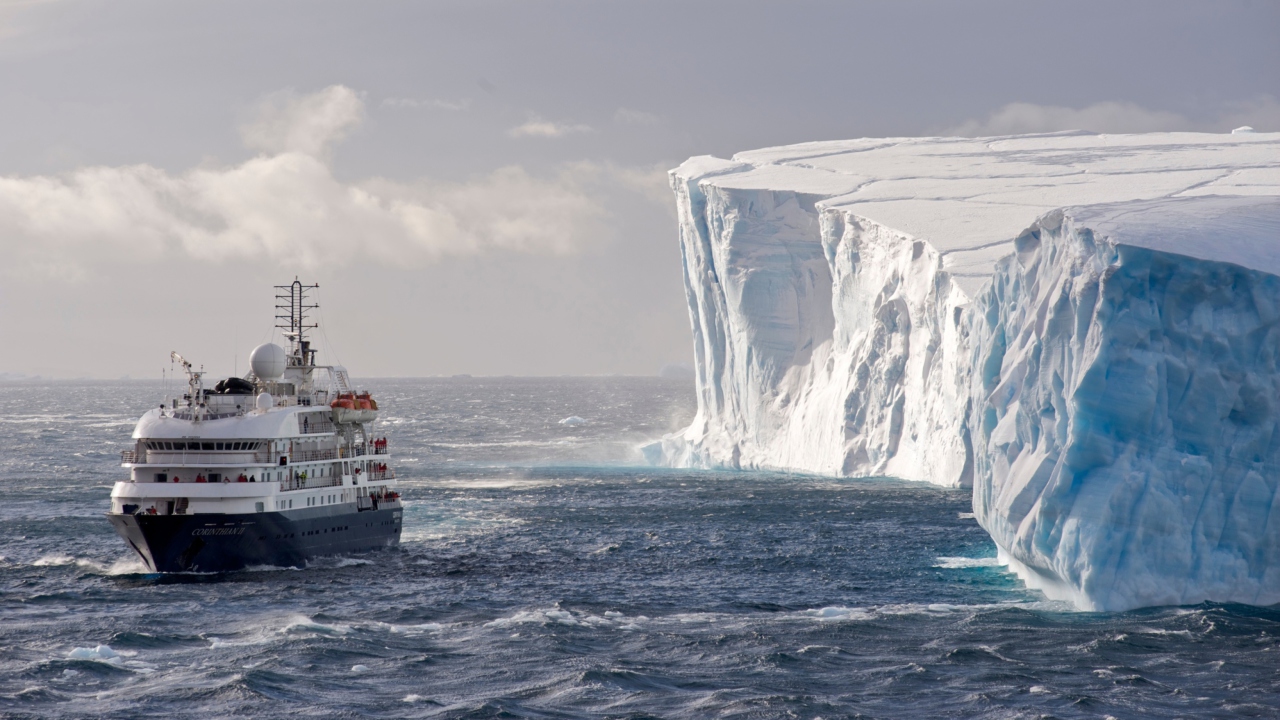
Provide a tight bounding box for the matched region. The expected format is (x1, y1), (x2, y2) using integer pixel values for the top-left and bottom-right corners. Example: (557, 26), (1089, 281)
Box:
(933, 556), (1002, 569)
(799, 606), (873, 622)
(32, 554), (148, 575)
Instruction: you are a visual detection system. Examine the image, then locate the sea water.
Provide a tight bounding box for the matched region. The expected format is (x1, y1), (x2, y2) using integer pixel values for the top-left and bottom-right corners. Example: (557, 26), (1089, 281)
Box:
(0, 378), (1276, 718)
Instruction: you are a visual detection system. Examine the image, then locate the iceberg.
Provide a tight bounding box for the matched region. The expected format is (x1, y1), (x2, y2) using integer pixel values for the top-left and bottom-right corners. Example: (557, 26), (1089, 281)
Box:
(651, 131), (1280, 609)
(971, 196), (1280, 610)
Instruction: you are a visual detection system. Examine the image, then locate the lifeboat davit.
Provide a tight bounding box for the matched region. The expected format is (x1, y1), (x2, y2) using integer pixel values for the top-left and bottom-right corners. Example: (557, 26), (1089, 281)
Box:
(331, 392), (378, 424)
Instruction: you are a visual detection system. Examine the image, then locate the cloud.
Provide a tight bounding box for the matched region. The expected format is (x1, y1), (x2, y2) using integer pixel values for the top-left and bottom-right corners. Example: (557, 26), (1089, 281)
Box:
(614, 108), (661, 125)
(0, 86), (654, 280)
(240, 85), (365, 157)
(382, 97), (472, 111)
(947, 101), (1190, 136)
(507, 115), (593, 138)
(948, 97), (1280, 137)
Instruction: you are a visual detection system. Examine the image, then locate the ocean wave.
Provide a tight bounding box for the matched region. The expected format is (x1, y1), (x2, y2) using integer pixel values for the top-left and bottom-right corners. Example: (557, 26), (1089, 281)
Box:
(32, 554), (148, 575)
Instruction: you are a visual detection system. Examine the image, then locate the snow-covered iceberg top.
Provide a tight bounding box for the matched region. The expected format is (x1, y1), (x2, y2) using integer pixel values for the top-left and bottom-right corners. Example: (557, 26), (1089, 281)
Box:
(652, 130), (1280, 610)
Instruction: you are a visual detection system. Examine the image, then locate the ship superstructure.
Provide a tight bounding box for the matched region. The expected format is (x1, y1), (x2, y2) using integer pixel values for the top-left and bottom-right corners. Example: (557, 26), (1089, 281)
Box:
(107, 281), (401, 572)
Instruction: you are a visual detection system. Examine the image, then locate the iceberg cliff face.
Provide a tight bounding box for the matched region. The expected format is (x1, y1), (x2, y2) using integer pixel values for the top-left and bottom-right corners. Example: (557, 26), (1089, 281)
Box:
(653, 131), (1280, 609)
(971, 197), (1280, 610)
(656, 132), (1280, 486)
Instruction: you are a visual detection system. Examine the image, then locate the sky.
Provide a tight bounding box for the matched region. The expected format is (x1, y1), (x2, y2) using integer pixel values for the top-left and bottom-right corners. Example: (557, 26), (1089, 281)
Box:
(0, 0), (1277, 379)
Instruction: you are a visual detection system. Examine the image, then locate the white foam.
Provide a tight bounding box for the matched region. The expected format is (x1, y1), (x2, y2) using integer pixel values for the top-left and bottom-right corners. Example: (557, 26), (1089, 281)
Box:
(933, 556), (1003, 569)
(33, 554), (147, 575)
(799, 606), (873, 622)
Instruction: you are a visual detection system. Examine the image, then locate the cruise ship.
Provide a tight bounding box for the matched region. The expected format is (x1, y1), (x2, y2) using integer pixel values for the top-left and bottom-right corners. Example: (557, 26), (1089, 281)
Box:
(107, 281), (402, 572)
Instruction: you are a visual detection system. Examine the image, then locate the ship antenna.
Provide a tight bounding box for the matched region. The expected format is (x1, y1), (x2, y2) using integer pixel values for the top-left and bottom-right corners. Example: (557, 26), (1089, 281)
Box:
(274, 278), (320, 367)
(170, 350), (204, 417)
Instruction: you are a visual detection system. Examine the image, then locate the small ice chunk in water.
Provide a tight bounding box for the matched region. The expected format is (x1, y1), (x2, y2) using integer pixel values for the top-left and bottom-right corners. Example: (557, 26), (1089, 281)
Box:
(66, 645), (120, 661)
(558, 416), (586, 426)
(351, 664), (370, 673)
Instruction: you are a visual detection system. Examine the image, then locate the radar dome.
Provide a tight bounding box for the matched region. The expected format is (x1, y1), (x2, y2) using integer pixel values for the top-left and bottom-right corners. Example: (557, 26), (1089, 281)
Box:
(250, 343), (286, 380)
(256, 392), (275, 411)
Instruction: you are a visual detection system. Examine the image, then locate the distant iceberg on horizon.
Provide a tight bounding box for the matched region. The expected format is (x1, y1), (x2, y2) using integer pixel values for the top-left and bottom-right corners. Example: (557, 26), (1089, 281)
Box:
(646, 130), (1280, 611)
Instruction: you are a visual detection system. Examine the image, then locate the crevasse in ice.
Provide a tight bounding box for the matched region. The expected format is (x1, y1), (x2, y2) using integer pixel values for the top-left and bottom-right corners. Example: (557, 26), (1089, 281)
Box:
(647, 131), (1280, 609)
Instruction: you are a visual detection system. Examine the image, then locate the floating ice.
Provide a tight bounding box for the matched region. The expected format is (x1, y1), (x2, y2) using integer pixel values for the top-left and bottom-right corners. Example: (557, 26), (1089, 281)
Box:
(351, 664), (370, 673)
(66, 645), (122, 666)
(651, 130), (1280, 610)
(558, 416), (587, 426)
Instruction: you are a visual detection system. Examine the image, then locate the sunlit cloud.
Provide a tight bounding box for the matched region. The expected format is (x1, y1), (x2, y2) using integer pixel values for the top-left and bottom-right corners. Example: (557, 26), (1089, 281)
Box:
(614, 108), (661, 125)
(507, 114), (593, 138)
(0, 85), (657, 280)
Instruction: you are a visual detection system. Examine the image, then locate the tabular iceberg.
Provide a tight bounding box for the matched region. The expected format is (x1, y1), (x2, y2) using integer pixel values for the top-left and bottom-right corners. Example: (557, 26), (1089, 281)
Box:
(649, 131), (1280, 610)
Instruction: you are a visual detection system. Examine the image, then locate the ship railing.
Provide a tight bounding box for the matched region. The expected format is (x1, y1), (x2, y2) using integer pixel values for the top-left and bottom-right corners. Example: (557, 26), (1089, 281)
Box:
(373, 446), (389, 455)
(337, 445), (369, 458)
(300, 418), (336, 434)
(366, 467), (396, 481)
(293, 448), (339, 462)
(280, 474), (344, 492)
(123, 450), (274, 465)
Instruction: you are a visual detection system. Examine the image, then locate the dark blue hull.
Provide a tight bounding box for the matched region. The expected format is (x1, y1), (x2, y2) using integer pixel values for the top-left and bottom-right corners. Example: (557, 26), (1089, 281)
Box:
(106, 501), (402, 573)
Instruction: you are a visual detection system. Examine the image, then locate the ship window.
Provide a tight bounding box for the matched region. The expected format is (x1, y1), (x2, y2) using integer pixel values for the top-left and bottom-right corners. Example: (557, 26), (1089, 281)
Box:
(233, 442), (241, 450)
(288, 499), (293, 508)
(215, 442), (224, 451)
(202, 442), (214, 451)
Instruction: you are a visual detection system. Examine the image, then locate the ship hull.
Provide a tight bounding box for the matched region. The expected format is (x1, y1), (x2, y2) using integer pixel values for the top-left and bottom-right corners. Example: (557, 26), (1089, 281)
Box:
(106, 502), (402, 573)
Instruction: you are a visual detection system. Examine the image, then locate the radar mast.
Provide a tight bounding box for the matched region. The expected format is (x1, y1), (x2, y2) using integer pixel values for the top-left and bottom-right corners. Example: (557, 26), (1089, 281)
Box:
(275, 279), (320, 367)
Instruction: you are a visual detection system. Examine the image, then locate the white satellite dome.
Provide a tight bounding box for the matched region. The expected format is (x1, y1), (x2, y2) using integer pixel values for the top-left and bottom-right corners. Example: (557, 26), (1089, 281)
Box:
(250, 343), (287, 381)
(255, 392), (275, 411)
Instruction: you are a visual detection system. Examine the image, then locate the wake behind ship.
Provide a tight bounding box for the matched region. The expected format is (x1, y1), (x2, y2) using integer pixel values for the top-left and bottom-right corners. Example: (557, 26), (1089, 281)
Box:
(107, 281), (402, 572)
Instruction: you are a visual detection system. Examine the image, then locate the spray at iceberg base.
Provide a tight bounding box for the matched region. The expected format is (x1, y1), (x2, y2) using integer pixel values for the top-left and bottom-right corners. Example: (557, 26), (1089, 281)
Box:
(970, 198), (1280, 611)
